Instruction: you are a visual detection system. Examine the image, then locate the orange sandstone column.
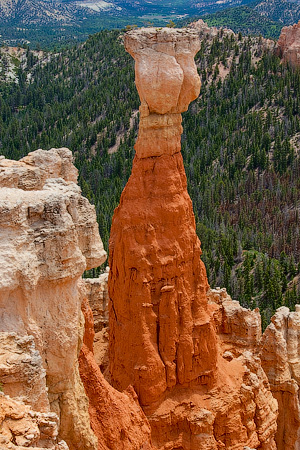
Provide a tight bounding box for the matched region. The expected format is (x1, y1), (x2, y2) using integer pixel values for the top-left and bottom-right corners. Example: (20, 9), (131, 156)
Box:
(108, 28), (217, 407)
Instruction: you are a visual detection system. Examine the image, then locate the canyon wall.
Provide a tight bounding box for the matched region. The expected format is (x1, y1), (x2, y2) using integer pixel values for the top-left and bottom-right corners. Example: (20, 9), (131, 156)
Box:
(108, 27), (278, 450)
(79, 286), (153, 450)
(0, 148), (153, 450)
(0, 147), (105, 450)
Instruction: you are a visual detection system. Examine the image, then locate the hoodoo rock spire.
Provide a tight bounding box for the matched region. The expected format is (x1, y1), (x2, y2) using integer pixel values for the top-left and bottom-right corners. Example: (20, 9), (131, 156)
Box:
(108, 27), (218, 407)
(108, 27), (278, 449)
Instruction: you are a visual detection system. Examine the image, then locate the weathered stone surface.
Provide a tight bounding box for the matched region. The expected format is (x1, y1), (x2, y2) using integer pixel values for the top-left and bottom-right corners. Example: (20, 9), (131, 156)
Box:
(0, 333), (49, 413)
(147, 351), (277, 450)
(110, 28), (216, 408)
(0, 148), (77, 191)
(83, 268), (109, 333)
(277, 21), (300, 67)
(124, 27), (201, 158)
(109, 151), (217, 406)
(0, 392), (68, 450)
(93, 327), (109, 375)
(208, 288), (262, 352)
(261, 305), (300, 449)
(79, 345), (154, 450)
(125, 28), (201, 115)
(108, 27), (278, 449)
(189, 19), (234, 38)
(82, 270), (109, 373)
(79, 293), (154, 450)
(0, 148), (106, 450)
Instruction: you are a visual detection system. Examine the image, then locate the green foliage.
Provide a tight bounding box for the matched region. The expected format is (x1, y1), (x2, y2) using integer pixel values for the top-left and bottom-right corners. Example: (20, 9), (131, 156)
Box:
(204, 6), (282, 39)
(253, 0), (300, 26)
(0, 29), (138, 257)
(182, 32), (300, 321)
(178, 6), (282, 39)
(166, 20), (176, 28)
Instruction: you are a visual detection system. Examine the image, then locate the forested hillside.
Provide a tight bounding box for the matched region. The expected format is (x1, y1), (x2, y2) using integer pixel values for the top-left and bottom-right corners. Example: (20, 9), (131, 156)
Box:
(192, 6), (282, 38)
(253, 0), (300, 26)
(1, 27), (300, 325)
(0, 0), (259, 48)
(181, 0), (300, 40)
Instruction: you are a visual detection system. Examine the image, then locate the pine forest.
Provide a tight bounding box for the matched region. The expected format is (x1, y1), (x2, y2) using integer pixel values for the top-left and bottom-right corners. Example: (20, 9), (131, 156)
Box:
(1, 27), (300, 326)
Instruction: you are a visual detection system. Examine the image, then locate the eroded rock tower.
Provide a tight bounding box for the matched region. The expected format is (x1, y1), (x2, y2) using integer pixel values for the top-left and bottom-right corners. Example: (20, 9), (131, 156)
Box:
(108, 28), (278, 449)
(108, 28), (218, 406)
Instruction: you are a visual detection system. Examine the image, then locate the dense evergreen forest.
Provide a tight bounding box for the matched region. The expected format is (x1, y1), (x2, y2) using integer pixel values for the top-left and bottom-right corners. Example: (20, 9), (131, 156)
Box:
(1, 28), (300, 325)
(179, 0), (300, 40)
(180, 6), (282, 39)
(201, 6), (282, 38)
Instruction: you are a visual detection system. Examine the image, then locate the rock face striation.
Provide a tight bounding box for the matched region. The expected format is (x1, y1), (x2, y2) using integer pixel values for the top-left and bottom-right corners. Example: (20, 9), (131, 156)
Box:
(3, 26), (299, 450)
(0, 391), (68, 450)
(0, 148), (154, 450)
(78, 289), (153, 450)
(84, 269), (109, 333)
(0, 147), (106, 450)
(277, 21), (300, 67)
(108, 28), (278, 449)
(109, 27), (218, 406)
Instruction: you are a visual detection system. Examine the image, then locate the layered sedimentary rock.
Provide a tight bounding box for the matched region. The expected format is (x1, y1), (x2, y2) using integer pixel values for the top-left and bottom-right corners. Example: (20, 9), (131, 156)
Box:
(0, 147), (154, 450)
(0, 148), (105, 450)
(0, 333), (49, 413)
(108, 27), (278, 449)
(147, 288), (277, 449)
(189, 19), (233, 38)
(109, 27), (217, 406)
(78, 291), (154, 450)
(261, 306), (300, 449)
(209, 287), (262, 352)
(277, 21), (300, 67)
(0, 149), (157, 450)
(82, 270), (110, 373)
(0, 392), (68, 450)
(83, 269), (109, 333)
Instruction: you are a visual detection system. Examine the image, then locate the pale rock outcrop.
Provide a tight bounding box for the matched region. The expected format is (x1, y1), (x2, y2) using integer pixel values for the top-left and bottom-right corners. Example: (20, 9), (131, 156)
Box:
(108, 28), (278, 449)
(277, 21), (300, 67)
(0, 333), (49, 412)
(82, 270), (109, 373)
(0, 392), (68, 450)
(261, 305), (300, 449)
(83, 268), (109, 333)
(209, 288), (262, 353)
(124, 27), (201, 159)
(0, 147), (154, 450)
(189, 19), (234, 38)
(0, 148), (77, 191)
(0, 148), (106, 450)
